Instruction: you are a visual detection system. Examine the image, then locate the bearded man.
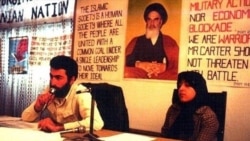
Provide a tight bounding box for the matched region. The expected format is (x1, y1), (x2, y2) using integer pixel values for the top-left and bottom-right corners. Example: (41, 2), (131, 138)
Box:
(21, 55), (104, 132)
(125, 3), (179, 80)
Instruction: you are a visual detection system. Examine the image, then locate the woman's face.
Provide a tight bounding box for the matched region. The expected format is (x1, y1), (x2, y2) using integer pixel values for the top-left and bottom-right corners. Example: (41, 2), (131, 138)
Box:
(178, 80), (196, 102)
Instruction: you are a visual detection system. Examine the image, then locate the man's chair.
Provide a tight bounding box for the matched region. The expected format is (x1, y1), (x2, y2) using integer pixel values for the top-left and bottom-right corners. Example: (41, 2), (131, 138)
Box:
(172, 89), (227, 141)
(81, 83), (129, 132)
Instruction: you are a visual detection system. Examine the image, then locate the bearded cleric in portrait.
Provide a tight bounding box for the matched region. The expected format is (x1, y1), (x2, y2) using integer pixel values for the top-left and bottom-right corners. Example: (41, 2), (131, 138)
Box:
(124, 3), (179, 80)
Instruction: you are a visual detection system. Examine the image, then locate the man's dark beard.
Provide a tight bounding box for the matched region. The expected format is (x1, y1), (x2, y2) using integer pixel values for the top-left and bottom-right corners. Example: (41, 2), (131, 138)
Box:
(51, 82), (71, 98)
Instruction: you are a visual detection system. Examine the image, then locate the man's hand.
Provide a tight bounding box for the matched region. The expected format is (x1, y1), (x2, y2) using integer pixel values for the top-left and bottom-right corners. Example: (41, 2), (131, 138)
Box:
(38, 117), (64, 132)
(34, 93), (54, 112)
(135, 61), (166, 78)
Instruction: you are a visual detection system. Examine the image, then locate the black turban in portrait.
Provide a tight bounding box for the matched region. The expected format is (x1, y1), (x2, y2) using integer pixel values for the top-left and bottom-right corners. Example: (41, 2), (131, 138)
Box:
(144, 3), (168, 25)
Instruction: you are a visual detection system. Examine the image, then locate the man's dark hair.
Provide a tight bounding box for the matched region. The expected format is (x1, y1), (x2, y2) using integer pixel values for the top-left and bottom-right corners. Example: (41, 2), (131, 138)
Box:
(50, 55), (78, 79)
(144, 3), (168, 25)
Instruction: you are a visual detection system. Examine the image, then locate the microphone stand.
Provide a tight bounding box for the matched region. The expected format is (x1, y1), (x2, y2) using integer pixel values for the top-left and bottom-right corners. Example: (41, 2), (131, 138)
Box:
(83, 89), (102, 141)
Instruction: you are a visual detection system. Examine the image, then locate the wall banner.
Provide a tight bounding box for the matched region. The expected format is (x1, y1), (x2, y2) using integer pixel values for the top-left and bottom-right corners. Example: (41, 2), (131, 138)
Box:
(0, 0), (75, 28)
(72, 0), (128, 81)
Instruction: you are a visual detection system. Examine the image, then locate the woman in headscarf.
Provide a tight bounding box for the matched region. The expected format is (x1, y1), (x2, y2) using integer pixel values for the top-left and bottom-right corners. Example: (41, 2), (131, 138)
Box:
(161, 71), (219, 141)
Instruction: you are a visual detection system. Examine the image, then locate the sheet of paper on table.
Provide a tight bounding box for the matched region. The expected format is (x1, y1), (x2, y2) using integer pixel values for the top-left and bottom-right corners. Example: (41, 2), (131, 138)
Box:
(0, 116), (37, 129)
(0, 127), (63, 141)
(98, 132), (156, 141)
(0, 116), (21, 121)
(0, 116), (64, 141)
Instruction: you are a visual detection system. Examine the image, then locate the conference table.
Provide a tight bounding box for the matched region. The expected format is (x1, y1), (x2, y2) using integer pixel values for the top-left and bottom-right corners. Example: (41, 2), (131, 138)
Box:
(61, 128), (181, 141)
(0, 116), (180, 141)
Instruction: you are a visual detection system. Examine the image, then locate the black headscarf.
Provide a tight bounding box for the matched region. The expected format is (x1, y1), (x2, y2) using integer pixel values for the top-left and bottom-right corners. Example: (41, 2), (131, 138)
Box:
(168, 71), (209, 140)
(177, 71), (209, 107)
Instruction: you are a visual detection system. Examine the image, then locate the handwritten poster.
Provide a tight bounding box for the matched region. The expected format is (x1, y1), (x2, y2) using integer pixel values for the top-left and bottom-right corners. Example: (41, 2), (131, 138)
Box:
(73, 0), (128, 81)
(30, 35), (72, 66)
(184, 0), (250, 87)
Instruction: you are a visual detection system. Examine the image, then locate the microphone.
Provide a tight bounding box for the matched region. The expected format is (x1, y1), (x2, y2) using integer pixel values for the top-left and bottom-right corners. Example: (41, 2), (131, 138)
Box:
(50, 87), (56, 94)
(39, 87), (56, 119)
(60, 126), (86, 135)
(41, 88), (56, 112)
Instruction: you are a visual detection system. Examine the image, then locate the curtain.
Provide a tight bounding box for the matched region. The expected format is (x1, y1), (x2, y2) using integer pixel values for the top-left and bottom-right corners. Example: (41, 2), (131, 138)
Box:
(0, 20), (73, 116)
